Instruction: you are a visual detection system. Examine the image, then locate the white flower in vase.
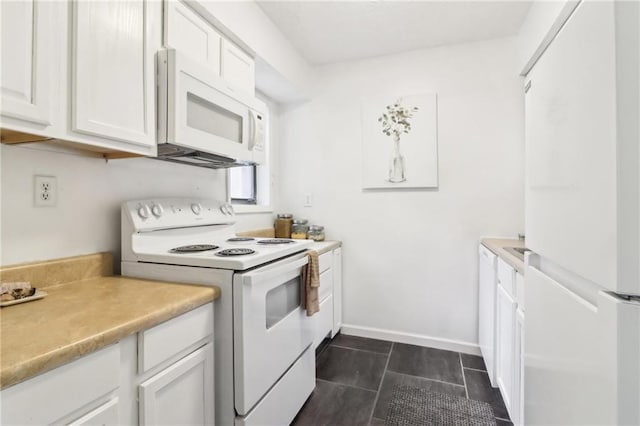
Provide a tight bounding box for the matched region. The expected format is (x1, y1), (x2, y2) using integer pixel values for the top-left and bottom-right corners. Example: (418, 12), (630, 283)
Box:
(378, 99), (418, 183)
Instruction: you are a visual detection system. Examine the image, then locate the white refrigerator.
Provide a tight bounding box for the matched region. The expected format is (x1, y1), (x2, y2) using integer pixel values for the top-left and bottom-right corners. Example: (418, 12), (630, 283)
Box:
(524, 0), (640, 425)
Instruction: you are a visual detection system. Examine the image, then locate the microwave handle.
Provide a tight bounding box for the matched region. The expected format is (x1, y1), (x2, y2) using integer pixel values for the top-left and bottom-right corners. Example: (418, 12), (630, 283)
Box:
(248, 110), (257, 151)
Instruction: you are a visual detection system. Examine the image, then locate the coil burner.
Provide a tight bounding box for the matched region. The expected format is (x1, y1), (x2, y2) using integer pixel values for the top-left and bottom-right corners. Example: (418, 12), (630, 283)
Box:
(257, 239), (295, 245)
(215, 248), (256, 257)
(170, 244), (219, 253)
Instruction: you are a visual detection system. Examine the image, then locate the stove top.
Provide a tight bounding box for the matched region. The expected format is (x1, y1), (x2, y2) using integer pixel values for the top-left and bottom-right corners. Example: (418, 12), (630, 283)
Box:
(122, 198), (315, 270)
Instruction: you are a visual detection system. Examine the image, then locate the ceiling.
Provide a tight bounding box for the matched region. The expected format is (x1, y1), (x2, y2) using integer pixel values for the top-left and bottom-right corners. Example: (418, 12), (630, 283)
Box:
(256, 1), (532, 65)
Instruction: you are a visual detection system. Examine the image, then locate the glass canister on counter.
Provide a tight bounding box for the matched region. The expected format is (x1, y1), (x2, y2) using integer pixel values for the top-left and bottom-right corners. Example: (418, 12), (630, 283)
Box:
(275, 213), (293, 238)
(307, 225), (325, 241)
(291, 219), (309, 239)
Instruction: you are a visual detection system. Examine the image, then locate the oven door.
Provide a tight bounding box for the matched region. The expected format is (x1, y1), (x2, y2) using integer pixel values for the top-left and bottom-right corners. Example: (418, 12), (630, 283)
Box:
(159, 49), (256, 162)
(233, 253), (313, 415)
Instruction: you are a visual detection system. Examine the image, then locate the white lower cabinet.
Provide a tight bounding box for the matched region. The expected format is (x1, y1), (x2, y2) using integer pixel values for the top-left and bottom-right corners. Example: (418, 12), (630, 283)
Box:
(139, 343), (214, 426)
(513, 306), (525, 426)
(0, 344), (120, 425)
(0, 303), (214, 426)
(479, 243), (525, 424)
(496, 281), (516, 415)
(312, 246), (343, 348)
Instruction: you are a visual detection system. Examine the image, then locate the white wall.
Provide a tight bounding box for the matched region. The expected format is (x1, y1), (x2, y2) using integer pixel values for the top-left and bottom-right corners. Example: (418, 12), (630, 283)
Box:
(277, 37), (525, 352)
(0, 143), (274, 269)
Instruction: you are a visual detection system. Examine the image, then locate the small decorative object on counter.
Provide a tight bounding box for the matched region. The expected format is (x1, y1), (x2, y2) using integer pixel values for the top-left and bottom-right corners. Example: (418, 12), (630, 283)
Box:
(275, 213), (293, 238)
(291, 219), (309, 239)
(307, 225), (325, 242)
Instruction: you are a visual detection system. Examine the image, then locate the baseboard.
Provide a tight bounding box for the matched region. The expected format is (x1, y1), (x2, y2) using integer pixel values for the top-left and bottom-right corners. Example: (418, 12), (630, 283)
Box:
(340, 324), (481, 356)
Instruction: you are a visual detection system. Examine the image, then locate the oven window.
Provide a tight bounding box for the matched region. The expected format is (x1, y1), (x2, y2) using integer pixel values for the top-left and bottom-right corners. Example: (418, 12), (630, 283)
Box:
(186, 93), (242, 143)
(265, 276), (301, 329)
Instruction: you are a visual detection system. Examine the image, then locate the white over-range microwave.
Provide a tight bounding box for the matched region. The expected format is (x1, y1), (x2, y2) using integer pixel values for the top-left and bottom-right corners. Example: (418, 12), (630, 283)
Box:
(156, 49), (266, 168)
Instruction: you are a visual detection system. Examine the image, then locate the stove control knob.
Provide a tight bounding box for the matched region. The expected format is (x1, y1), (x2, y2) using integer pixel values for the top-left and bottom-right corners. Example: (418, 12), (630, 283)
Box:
(151, 204), (164, 218)
(191, 203), (202, 215)
(137, 205), (151, 219)
(220, 204), (234, 215)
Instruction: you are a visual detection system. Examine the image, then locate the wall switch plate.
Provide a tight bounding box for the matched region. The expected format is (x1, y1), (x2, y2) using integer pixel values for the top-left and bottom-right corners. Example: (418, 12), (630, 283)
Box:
(304, 193), (312, 207)
(34, 175), (57, 207)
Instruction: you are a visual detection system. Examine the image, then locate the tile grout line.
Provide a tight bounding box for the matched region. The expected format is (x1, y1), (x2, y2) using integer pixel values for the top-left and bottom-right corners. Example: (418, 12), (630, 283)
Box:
(459, 353), (470, 399)
(330, 343), (393, 356)
(384, 370), (466, 388)
(367, 341), (394, 426)
(463, 366), (488, 373)
(315, 378), (379, 394)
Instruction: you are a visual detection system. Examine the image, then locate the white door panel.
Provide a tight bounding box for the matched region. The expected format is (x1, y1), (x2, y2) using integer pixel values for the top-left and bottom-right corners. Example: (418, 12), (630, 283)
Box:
(525, 0), (617, 290)
(71, 0), (158, 146)
(478, 245), (497, 386)
(525, 264), (640, 425)
(0, 0), (52, 125)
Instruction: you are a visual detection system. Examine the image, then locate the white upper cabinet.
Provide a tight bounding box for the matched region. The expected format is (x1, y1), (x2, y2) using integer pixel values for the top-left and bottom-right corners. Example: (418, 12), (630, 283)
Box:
(71, 0), (160, 148)
(164, 0), (255, 96)
(0, 1), (54, 127)
(165, 0), (222, 74)
(221, 40), (255, 96)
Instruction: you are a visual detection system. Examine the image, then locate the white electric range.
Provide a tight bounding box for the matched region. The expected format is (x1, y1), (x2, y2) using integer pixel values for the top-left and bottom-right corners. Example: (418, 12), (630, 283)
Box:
(121, 198), (315, 426)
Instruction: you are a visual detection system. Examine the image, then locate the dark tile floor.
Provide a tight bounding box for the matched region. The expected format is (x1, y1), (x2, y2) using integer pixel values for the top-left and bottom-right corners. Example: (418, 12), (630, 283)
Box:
(292, 334), (512, 426)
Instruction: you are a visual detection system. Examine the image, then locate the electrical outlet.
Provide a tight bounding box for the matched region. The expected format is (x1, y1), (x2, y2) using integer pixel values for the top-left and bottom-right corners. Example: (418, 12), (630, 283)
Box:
(34, 175), (57, 207)
(304, 193), (313, 207)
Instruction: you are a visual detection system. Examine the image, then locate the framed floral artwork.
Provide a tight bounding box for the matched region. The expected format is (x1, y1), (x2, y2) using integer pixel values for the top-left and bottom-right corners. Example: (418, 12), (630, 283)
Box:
(361, 93), (438, 189)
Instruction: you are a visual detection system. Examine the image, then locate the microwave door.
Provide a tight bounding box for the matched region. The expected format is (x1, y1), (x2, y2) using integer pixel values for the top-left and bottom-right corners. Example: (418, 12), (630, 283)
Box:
(168, 53), (252, 162)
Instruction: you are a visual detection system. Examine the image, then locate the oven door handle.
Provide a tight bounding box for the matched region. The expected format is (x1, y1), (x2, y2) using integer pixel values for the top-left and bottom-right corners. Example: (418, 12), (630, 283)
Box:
(239, 255), (308, 289)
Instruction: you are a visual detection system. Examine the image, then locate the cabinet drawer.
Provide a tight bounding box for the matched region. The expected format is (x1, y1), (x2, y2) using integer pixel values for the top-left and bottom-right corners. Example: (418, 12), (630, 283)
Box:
(497, 257), (516, 297)
(319, 269), (332, 302)
(313, 295), (333, 349)
(68, 398), (119, 426)
(1, 344), (120, 425)
(138, 303), (213, 373)
(479, 244), (496, 262)
(318, 251), (332, 274)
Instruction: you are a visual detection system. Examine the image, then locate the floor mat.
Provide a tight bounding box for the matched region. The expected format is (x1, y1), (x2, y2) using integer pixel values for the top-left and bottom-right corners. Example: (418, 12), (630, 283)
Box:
(385, 385), (497, 426)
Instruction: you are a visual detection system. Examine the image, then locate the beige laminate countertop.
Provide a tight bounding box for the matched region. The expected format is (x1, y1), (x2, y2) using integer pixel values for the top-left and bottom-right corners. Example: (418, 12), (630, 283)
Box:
(481, 238), (527, 274)
(0, 254), (220, 390)
(310, 240), (342, 255)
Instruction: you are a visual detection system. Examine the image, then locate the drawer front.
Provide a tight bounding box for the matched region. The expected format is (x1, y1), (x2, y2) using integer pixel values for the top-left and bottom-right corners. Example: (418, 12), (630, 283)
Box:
(237, 346), (315, 426)
(497, 257), (516, 297)
(318, 251), (332, 274)
(68, 398), (119, 426)
(139, 304), (213, 373)
(319, 269), (332, 302)
(1, 344), (120, 425)
(313, 295), (333, 349)
(479, 244), (496, 262)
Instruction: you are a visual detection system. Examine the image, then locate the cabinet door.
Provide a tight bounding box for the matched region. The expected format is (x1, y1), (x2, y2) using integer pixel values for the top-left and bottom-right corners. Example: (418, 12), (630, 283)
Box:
(478, 244), (497, 386)
(513, 308), (525, 426)
(332, 248), (342, 337)
(139, 343), (214, 426)
(0, 0), (53, 126)
(71, 0), (159, 147)
(165, 0), (221, 74)
(496, 283), (516, 417)
(221, 40), (255, 95)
